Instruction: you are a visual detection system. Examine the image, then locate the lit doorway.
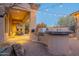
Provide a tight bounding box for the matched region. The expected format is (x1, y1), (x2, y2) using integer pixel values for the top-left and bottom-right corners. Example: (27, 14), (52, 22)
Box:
(5, 8), (30, 36)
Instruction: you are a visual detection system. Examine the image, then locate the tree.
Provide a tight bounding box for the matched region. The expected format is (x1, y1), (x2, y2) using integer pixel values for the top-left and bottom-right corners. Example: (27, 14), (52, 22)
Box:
(57, 16), (76, 32)
(58, 17), (66, 26)
(37, 22), (47, 28)
(58, 16), (75, 26)
(36, 23), (47, 41)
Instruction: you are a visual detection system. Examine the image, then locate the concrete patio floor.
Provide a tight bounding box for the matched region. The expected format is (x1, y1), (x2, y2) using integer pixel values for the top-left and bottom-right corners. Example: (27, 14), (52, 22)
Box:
(0, 34), (79, 56)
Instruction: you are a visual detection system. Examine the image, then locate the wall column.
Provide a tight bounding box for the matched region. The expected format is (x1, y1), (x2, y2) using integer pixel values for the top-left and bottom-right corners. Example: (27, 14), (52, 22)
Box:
(29, 10), (37, 34)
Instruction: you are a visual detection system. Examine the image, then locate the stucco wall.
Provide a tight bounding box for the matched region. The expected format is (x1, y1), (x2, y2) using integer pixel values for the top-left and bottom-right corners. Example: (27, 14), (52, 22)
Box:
(0, 17), (5, 42)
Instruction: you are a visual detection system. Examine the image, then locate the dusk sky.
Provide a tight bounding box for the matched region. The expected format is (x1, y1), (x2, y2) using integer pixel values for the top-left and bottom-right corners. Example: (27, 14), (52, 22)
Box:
(36, 3), (79, 26)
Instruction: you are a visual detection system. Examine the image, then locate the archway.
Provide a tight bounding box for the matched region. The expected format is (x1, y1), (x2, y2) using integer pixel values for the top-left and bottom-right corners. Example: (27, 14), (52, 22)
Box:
(5, 8), (30, 36)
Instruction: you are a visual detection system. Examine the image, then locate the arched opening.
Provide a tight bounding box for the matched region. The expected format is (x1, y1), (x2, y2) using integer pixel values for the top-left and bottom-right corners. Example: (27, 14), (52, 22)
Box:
(5, 8), (30, 36)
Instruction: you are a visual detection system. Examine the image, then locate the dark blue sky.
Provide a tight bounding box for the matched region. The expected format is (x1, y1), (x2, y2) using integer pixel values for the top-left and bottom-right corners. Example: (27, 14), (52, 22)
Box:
(36, 3), (79, 26)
